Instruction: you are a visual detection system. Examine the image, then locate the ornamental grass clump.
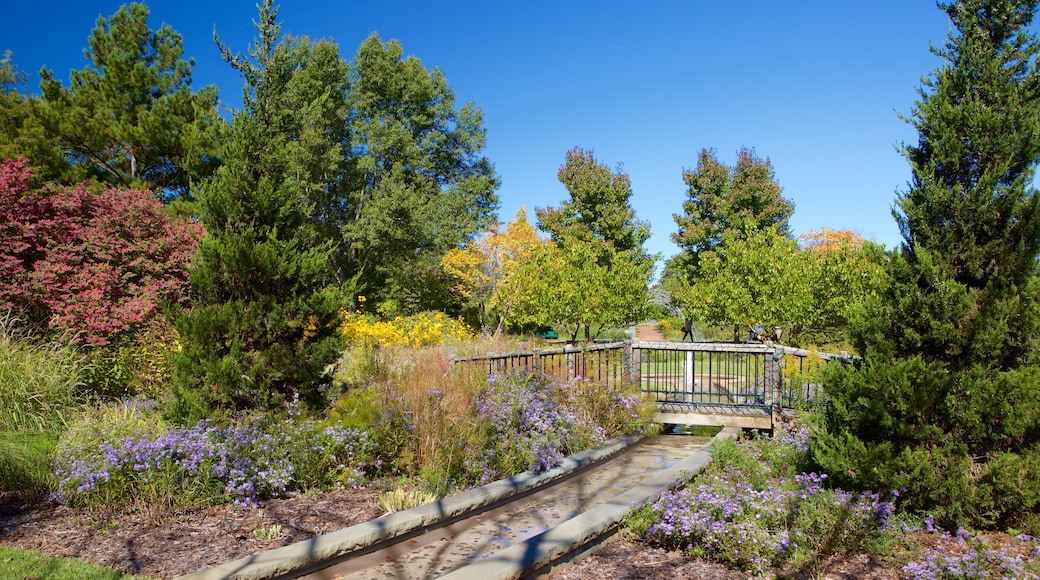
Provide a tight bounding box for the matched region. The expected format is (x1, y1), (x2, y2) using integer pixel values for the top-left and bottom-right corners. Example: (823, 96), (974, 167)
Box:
(329, 337), (655, 495)
(627, 422), (898, 576)
(0, 313), (88, 434)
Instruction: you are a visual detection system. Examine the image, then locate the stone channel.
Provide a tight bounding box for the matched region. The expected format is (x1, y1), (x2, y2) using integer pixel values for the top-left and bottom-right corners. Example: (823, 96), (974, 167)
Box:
(303, 433), (715, 579)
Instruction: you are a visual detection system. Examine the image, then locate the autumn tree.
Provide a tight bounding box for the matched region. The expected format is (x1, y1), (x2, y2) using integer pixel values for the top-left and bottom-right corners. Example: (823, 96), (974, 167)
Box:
(0, 158), (200, 346)
(441, 207), (544, 336)
(172, 1), (348, 418)
(33, 3), (219, 200)
(814, 0), (1040, 531)
(340, 33), (499, 314)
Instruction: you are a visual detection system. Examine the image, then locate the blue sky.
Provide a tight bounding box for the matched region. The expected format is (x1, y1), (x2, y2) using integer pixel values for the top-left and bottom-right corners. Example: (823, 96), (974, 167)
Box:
(4, 1), (979, 266)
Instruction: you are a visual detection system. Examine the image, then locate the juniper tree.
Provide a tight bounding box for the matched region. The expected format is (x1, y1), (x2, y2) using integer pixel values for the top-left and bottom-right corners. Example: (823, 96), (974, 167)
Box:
(171, 0), (349, 418)
(814, 0), (1040, 532)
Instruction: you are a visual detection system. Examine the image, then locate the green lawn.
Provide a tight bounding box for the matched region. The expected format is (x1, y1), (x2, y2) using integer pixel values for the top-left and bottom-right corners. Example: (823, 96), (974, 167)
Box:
(0, 546), (148, 580)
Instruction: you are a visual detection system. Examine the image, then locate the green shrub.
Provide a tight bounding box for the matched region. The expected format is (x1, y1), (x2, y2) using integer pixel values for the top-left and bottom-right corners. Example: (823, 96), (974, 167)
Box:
(82, 322), (179, 400)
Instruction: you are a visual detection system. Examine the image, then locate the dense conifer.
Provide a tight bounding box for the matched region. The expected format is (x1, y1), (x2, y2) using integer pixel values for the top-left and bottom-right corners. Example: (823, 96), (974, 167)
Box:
(814, 0), (1040, 531)
(171, 1), (349, 418)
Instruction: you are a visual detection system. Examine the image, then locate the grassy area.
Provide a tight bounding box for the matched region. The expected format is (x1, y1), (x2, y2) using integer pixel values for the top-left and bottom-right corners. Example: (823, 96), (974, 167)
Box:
(0, 546), (149, 579)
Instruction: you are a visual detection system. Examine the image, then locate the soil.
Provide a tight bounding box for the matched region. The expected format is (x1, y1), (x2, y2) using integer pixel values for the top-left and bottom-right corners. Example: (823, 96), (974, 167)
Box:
(635, 323), (667, 342)
(0, 487), (907, 580)
(0, 488), (383, 578)
(556, 538), (901, 580)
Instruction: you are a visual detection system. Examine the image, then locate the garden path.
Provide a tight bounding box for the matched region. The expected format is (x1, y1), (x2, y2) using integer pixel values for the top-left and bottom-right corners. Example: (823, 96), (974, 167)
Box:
(635, 322), (666, 341)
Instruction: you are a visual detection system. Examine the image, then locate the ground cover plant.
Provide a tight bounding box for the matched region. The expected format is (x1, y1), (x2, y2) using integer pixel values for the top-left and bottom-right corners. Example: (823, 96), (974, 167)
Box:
(623, 418), (1040, 578)
(53, 397), (375, 509)
(625, 420), (900, 576)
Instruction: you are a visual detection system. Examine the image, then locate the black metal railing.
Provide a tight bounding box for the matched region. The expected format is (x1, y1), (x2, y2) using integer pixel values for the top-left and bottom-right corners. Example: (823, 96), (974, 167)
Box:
(452, 340), (852, 411)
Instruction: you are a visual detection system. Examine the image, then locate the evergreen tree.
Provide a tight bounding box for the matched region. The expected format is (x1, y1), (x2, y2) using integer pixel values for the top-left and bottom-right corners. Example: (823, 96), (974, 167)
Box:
(0, 52), (75, 184)
(34, 3), (219, 200)
(814, 0), (1040, 532)
(171, 0), (349, 418)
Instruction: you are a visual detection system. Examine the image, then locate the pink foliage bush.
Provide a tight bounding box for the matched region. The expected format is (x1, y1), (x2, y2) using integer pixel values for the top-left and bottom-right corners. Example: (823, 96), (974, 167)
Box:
(0, 158), (202, 345)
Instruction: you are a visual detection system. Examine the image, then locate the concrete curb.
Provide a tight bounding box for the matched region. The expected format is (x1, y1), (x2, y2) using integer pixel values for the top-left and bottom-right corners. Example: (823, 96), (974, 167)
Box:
(176, 434), (643, 580)
(438, 426), (740, 580)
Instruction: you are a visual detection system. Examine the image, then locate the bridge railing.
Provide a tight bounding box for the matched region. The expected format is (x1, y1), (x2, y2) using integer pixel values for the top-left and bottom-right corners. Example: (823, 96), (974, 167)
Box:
(635, 341), (774, 407)
(452, 340), (853, 410)
(450, 341), (631, 385)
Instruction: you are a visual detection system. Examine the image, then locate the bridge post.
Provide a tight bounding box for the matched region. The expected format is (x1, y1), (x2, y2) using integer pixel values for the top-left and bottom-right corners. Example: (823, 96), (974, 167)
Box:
(625, 341), (640, 387)
(763, 341), (783, 429)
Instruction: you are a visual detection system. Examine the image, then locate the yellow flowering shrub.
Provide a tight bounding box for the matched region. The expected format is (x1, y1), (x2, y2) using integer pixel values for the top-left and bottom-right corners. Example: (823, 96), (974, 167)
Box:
(338, 311), (473, 347)
(782, 348), (826, 386)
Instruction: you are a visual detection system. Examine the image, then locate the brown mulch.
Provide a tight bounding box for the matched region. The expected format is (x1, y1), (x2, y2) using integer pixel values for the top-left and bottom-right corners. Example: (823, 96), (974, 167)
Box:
(0, 488), (382, 578)
(555, 537), (900, 580)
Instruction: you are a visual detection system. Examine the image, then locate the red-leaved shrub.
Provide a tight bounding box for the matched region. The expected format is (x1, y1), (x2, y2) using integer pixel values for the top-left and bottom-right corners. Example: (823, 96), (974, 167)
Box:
(0, 158), (202, 345)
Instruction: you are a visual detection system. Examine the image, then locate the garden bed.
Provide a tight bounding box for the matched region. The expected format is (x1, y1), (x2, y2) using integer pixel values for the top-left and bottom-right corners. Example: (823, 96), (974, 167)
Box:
(0, 487), (381, 578)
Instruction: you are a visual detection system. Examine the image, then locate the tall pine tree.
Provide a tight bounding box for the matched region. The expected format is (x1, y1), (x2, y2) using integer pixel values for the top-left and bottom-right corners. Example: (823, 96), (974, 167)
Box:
(171, 0), (349, 418)
(814, 0), (1040, 531)
(34, 3), (219, 200)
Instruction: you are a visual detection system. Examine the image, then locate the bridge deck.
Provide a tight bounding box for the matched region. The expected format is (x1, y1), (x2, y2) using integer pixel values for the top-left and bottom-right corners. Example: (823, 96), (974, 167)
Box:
(655, 402), (776, 430)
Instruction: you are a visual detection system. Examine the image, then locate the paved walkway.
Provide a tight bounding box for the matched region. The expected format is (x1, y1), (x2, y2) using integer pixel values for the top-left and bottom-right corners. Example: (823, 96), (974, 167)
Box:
(635, 322), (667, 341)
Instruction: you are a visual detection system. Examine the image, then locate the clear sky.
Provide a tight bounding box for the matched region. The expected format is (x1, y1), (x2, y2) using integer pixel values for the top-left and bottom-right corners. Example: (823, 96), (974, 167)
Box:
(3, 1), (992, 267)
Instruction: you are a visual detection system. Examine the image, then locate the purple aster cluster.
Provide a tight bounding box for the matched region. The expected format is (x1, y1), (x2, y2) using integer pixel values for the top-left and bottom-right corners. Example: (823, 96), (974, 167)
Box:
(55, 415), (374, 509)
(639, 424), (896, 575)
(902, 528), (1040, 579)
(474, 372), (581, 475)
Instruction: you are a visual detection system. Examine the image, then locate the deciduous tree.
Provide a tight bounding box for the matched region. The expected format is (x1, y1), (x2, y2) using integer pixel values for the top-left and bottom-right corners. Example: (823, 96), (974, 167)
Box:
(341, 34), (499, 313)
(441, 207), (543, 336)
(521, 148), (655, 340)
(671, 147), (794, 275)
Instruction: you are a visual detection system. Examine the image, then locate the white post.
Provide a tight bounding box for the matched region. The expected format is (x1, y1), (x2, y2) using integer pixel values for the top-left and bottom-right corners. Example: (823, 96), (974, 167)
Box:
(684, 350), (694, 398)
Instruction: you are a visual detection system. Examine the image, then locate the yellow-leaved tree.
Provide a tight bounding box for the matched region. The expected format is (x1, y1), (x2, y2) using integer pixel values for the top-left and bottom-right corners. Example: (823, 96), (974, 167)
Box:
(441, 207), (544, 336)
